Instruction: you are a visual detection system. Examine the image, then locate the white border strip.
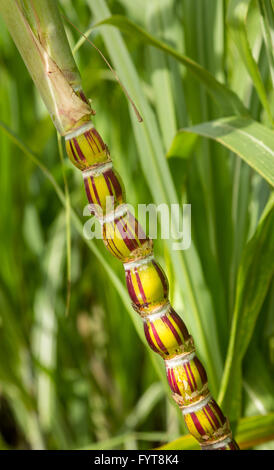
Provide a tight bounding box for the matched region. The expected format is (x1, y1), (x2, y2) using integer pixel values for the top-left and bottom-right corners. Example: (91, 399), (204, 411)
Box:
(82, 162), (113, 178)
(165, 351), (196, 368)
(182, 394), (211, 415)
(65, 121), (94, 140)
(124, 255), (154, 271)
(201, 435), (232, 450)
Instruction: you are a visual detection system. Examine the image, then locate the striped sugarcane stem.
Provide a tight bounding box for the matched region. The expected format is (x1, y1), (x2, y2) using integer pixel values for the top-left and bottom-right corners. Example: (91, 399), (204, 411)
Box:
(65, 117), (239, 451)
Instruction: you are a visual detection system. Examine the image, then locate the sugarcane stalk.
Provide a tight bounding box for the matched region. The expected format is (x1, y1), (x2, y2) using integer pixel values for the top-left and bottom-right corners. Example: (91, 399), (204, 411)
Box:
(20, 0), (81, 88)
(64, 115), (239, 452)
(0, 0), (91, 134)
(0, 0), (239, 450)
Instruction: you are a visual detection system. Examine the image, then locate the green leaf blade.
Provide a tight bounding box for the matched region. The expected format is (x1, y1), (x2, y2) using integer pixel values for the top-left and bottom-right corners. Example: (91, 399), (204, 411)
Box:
(93, 14), (248, 117)
(171, 117), (274, 186)
(219, 196), (274, 420)
(227, 0), (273, 124)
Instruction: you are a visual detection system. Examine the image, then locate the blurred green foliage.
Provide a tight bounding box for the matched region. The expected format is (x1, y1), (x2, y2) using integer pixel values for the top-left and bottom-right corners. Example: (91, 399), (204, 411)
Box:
(0, 0), (273, 450)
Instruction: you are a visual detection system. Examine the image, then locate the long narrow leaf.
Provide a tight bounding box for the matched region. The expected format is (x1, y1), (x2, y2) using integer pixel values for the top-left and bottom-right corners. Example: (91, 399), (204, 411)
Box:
(168, 117), (274, 187)
(227, 0), (273, 124)
(93, 14), (248, 117)
(219, 196), (274, 420)
(258, 0), (274, 86)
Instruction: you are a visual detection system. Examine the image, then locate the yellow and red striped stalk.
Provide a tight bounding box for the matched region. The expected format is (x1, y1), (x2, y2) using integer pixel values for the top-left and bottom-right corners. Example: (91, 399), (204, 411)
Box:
(65, 111), (239, 451)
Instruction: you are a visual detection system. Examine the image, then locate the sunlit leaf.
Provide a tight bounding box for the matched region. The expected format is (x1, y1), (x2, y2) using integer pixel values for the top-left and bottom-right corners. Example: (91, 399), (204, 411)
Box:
(93, 14), (248, 117)
(227, 0), (273, 124)
(219, 195), (274, 420)
(169, 117), (274, 186)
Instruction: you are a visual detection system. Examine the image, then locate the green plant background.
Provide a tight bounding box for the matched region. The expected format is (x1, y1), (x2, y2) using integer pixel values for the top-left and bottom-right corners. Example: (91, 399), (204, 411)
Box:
(0, 0), (273, 450)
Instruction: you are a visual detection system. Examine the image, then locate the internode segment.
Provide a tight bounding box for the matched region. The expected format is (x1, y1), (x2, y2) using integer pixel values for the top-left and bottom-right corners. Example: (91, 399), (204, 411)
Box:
(65, 118), (239, 450)
(101, 205), (153, 262)
(182, 395), (229, 443)
(83, 163), (125, 215)
(65, 122), (109, 170)
(143, 305), (193, 359)
(124, 257), (168, 312)
(165, 352), (208, 405)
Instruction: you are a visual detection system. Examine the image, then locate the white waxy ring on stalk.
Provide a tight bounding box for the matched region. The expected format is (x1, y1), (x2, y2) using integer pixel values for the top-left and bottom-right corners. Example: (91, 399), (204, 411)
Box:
(141, 302), (171, 322)
(82, 162), (113, 178)
(181, 394), (211, 415)
(65, 121), (94, 140)
(165, 350), (196, 367)
(99, 203), (128, 224)
(201, 435), (233, 450)
(124, 255), (155, 271)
